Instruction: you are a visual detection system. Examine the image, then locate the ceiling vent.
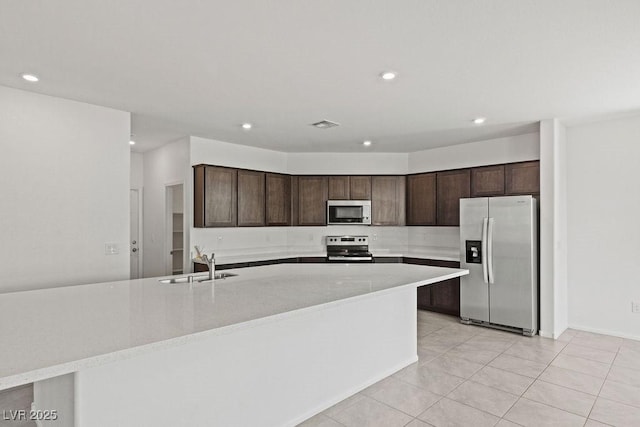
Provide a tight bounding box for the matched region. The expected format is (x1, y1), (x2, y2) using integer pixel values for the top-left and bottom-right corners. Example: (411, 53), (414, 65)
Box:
(311, 120), (340, 129)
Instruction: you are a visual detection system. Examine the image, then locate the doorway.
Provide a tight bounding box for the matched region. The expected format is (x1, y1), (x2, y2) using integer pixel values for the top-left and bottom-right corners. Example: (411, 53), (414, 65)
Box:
(165, 183), (184, 275)
(130, 189), (142, 279)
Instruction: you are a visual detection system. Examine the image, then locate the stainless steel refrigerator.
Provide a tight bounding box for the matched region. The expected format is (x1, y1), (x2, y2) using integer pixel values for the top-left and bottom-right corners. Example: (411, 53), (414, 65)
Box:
(459, 195), (538, 336)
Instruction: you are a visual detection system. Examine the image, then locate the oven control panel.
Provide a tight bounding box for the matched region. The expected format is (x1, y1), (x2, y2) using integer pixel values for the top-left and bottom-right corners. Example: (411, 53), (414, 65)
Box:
(326, 236), (369, 245)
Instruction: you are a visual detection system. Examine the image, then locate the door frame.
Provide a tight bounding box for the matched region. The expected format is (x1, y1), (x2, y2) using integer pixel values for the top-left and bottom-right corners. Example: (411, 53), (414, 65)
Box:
(165, 181), (185, 276)
(130, 187), (143, 279)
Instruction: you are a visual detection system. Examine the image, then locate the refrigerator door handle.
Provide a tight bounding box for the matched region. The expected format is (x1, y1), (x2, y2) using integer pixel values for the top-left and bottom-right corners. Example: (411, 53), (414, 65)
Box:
(481, 217), (489, 284)
(487, 217), (495, 284)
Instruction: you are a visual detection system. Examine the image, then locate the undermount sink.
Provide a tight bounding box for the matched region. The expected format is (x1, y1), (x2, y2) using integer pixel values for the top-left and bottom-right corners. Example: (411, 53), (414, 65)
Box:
(158, 272), (238, 284)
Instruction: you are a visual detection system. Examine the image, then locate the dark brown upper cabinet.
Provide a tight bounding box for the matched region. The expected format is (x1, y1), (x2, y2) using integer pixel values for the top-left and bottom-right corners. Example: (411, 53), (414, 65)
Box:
(328, 175), (372, 200)
(265, 173), (291, 226)
(328, 176), (350, 200)
(349, 176), (372, 200)
(505, 161), (540, 195)
(371, 176), (406, 226)
(437, 169), (470, 226)
(406, 173), (437, 225)
(297, 176), (328, 226)
(193, 165), (237, 227)
(237, 170), (266, 227)
(471, 165), (505, 197)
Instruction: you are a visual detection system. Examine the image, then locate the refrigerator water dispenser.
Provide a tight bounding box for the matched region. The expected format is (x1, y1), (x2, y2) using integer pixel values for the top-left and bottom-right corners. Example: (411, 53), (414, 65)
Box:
(465, 240), (482, 264)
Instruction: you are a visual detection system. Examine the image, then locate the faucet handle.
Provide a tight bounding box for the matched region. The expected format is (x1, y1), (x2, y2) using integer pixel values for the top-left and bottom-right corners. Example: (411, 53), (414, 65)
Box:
(210, 252), (215, 259)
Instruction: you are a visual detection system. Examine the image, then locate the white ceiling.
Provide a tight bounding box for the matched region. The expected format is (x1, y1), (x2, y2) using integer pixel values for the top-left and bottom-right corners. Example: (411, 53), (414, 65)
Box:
(1, 0), (639, 153)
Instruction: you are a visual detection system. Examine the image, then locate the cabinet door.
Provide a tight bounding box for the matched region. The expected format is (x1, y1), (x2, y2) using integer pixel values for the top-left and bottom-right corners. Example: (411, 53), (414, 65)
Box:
(505, 161), (540, 195)
(349, 176), (372, 200)
(471, 165), (505, 197)
(193, 165), (237, 227)
(328, 176), (350, 200)
(406, 173), (437, 225)
(237, 170), (265, 226)
(290, 176), (299, 226)
(409, 258), (461, 315)
(371, 176), (405, 226)
(430, 280), (460, 315)
(417, 286), (432, 308)
(437, 170), (470, 226)
(298, 176), (328, 225)
(265, 173), (291, 226)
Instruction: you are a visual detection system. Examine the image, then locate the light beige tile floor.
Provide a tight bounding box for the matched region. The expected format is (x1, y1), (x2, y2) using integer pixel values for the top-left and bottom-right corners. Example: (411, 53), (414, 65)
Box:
(298, 310), (640, 427)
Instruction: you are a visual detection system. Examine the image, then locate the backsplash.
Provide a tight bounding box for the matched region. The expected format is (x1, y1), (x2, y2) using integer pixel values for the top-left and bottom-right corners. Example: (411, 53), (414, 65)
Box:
(190, 226), (459, 260)
(408, 226), (460, 257)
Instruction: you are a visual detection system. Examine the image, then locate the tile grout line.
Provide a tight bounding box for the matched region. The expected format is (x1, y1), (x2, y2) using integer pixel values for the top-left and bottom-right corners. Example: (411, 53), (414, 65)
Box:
(523, 378), (601, 418)
(500, 332), (579, 424)
(448, 321), (634, 421)
(438, 330), (527, 422)
(363, 384), (445, 420)
(585, 342), (621, 423)
(497, 329), (576, 425)
(415, 319), (513, 422)
(491, 334), (552, 423)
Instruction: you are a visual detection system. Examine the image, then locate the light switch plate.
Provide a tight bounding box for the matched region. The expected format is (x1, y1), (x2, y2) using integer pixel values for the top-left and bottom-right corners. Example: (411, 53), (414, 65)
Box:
(632, 301), (640, 313)
(105, 243), (119, 255)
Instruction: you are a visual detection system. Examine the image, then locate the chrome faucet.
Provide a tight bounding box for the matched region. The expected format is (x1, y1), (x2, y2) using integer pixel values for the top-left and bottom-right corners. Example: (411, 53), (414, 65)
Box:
(200, 253), (215, 281)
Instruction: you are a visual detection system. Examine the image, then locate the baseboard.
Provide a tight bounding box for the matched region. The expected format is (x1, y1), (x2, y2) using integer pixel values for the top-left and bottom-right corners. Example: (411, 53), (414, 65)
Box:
(569, 324), (640, 341)
(287, 354), (419, 426)
(538, 330), (555, 339)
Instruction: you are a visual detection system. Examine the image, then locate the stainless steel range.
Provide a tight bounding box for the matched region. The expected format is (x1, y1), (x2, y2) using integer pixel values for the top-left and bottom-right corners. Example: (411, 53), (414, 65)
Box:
(326, 235), (373, 262)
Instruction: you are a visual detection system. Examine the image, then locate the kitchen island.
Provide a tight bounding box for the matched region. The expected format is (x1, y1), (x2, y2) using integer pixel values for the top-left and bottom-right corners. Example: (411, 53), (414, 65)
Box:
(0, 263), (467, 427)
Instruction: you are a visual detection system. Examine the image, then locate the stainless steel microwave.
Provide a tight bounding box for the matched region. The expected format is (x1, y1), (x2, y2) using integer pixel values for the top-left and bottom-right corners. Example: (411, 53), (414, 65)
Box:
(327, 200), (371, 225)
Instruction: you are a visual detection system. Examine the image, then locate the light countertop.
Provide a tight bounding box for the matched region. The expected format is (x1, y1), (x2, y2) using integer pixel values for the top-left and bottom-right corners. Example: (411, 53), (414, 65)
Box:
(0, 263), (467, 390)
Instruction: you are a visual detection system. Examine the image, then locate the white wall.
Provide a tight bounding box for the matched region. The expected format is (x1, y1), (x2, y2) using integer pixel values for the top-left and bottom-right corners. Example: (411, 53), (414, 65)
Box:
(555, 123), (568, 337)
(142, 138), (190, 277)
(130, 152), (144, 190)
(407, 133), (540, 173)
(0, 86), (130, 293)
(287, 153), (408, 175)
(191, 136), (287, 173)
(566, 114), (640, 340)
(539, 119), (568, 338)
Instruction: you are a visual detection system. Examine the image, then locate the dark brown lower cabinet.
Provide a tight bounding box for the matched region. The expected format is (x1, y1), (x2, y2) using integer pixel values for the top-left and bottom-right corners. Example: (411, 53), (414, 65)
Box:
(406, 258), (461, 316)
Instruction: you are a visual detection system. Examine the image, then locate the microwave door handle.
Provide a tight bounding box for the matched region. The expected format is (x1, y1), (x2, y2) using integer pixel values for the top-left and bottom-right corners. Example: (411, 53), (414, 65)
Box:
(481, 217), (489, 284)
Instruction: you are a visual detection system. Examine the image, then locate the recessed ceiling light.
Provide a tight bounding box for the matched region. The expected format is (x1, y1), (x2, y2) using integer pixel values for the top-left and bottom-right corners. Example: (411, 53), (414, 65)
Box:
(380, 71), (397, 81)
(21, 73), (39, 82)
(129, 140), (136, 145)
(473, 117), (486, 125)
(242, 123), (252, 130)
(363, 140), (372, 147)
